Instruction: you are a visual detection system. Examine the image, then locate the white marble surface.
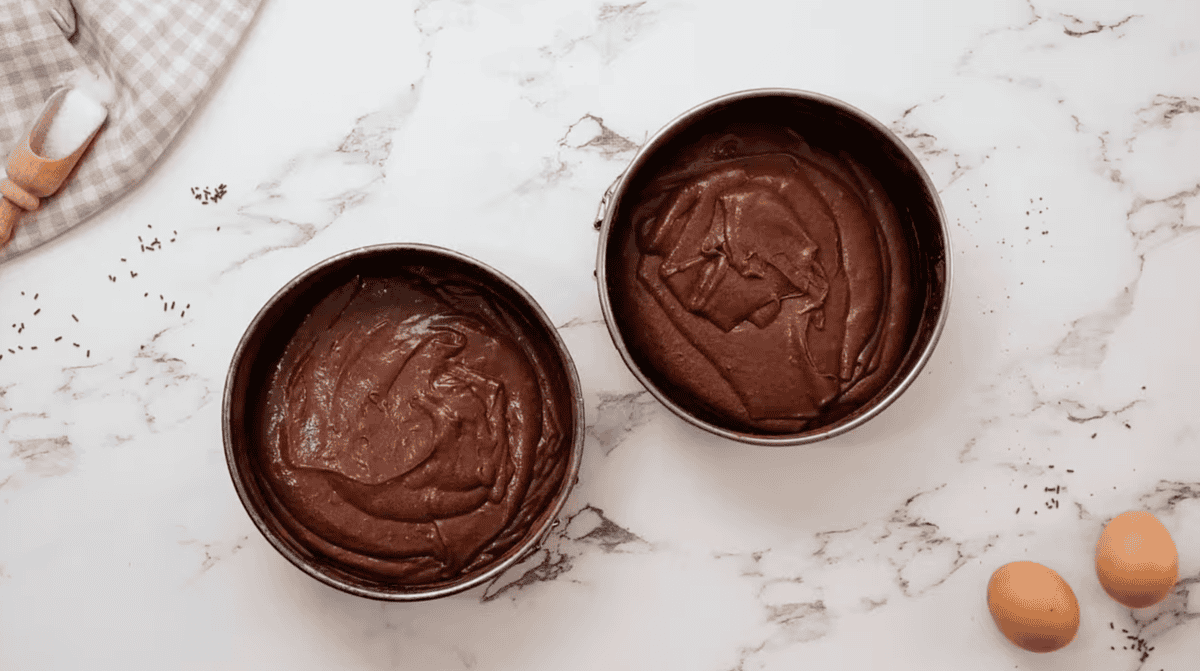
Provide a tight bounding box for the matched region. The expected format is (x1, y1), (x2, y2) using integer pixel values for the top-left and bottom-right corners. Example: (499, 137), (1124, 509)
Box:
(2, 0), (1200, 668)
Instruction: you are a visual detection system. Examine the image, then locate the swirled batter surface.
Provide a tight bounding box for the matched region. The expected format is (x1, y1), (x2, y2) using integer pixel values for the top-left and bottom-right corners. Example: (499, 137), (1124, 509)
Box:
(611, 127), (913, 434)
(261, 271), (570, 585)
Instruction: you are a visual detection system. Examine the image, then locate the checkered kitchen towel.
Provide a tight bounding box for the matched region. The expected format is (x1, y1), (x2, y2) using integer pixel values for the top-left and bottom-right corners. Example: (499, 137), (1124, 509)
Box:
(0, 0), (262, 263)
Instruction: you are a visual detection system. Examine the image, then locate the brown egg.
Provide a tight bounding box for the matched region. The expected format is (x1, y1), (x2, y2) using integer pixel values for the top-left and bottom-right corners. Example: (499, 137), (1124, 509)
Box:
(987, 561), (1081, 653)
(1095, 510), (1178, 608)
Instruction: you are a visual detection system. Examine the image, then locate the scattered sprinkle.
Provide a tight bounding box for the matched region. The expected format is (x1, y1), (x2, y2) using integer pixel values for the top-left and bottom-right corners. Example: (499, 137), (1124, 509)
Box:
(191, 183), (228, 205)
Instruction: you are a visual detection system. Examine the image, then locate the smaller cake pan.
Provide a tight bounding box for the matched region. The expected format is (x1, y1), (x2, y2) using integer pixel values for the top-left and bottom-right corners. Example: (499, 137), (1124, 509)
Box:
(224, 244), (585, 601)
(596, 88), (951, 446)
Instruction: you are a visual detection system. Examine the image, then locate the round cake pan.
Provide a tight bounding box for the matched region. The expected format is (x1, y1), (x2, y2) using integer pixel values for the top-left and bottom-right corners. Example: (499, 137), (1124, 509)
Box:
(224, 243), (585, 601)
(596, 88), (951, 446)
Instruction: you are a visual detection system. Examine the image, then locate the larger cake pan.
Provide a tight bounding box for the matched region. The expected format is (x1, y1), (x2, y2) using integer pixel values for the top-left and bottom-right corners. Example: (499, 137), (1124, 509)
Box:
(224, 244), (585, 601)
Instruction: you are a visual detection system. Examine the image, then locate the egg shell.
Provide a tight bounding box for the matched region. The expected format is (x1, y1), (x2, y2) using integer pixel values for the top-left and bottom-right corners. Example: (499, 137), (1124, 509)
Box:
(987, 561), (1080, 653)
(1095, 510), (1178, 609)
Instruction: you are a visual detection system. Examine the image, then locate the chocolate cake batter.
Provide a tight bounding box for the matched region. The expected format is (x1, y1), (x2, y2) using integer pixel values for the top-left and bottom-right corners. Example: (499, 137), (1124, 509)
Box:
(260, 270), (570, 585)
(610, 126), (913, 434)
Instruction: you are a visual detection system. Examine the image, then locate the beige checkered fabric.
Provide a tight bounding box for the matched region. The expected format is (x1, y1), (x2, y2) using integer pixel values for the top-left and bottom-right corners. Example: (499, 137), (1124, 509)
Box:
(0, 0), (262, 263)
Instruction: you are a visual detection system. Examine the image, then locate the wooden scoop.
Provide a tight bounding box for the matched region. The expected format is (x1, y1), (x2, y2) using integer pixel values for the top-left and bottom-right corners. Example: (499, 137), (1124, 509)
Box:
(0, 88), (108, 248)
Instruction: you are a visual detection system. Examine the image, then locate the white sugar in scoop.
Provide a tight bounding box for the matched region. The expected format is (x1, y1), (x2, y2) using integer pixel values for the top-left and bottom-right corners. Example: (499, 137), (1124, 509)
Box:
(41, 70), (116, 159)
(41, 90), (107, 158)
(1, 68), (117, 247)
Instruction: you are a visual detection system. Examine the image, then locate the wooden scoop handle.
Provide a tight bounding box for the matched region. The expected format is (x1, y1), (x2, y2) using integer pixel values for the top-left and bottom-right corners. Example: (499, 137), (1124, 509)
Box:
(0, 197), (24, 246)
(0, 178), (41, 247)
